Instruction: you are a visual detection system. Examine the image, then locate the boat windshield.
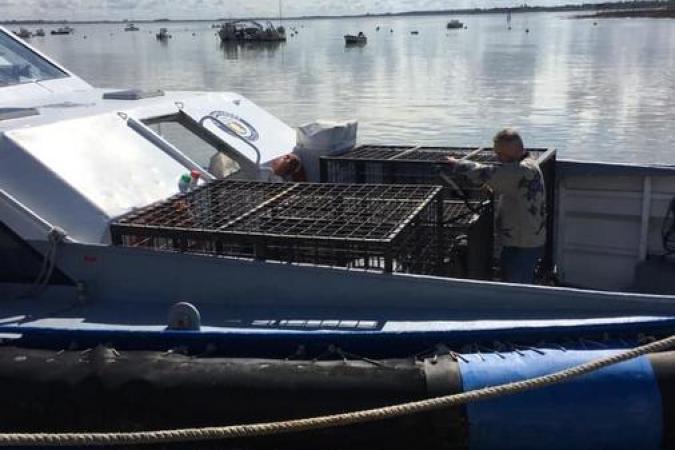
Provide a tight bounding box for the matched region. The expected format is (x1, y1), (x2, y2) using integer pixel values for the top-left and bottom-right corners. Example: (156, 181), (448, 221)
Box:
(144, 113), (244, 179)
(0, 29), (68, 87)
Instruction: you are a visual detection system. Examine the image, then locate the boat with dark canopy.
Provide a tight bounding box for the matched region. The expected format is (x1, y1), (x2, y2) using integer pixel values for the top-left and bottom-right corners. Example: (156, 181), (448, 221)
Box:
(218, 20), (286, 42)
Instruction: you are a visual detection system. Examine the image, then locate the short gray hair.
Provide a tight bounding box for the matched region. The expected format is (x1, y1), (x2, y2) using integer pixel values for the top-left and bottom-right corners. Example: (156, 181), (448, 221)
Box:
(493, 128), (524, 150)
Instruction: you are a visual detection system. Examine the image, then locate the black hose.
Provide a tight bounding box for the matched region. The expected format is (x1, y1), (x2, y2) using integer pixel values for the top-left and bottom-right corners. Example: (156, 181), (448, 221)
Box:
(662, 197), (675, 255)
(437, 170), (484, 215)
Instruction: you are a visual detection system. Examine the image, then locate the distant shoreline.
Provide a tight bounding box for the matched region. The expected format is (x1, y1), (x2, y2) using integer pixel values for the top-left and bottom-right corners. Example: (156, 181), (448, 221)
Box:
(576, 7), (675, 18)
(2, 0), (674, 25)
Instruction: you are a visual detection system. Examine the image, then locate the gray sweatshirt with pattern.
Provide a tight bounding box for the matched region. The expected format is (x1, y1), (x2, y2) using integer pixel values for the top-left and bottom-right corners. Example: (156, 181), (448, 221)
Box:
(452, 155), (546, 248)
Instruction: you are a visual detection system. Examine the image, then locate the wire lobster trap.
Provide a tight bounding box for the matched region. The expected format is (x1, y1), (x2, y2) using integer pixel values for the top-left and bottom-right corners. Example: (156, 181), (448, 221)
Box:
(440, 200), (494, 280)
(110, 180), (445, 276)
(320, 144), (556, 274)
(320, 145), (553, 190)
(320, 146), (488, 196)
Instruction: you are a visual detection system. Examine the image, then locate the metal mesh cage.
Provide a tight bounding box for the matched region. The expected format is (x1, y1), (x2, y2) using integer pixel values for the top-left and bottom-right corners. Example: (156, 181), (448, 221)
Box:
(320, 144), (556, 274)
(111, 180), (445, 275)
(320, 145), (553, 184)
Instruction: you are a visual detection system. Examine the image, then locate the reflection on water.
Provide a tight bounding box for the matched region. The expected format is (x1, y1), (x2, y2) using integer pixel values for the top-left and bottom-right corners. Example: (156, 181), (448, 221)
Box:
(29, 14), (675, 164)
(345, 42), (368, 50)
(220, 41), (285, 60)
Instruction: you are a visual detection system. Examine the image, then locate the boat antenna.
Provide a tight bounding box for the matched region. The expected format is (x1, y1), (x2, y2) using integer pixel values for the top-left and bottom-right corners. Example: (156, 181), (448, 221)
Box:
(278, 0), (283, 26)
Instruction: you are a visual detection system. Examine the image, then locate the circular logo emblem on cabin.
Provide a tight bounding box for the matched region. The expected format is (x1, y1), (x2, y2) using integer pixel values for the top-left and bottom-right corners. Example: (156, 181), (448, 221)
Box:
(209, 111), (260, 142)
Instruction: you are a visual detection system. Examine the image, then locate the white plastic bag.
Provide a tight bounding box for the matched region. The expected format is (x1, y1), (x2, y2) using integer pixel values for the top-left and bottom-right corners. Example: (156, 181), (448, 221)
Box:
(293, 120), (358, 182)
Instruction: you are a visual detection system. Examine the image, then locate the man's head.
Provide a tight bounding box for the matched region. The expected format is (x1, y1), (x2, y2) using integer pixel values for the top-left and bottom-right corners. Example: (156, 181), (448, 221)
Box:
(493, 128), (525, 163)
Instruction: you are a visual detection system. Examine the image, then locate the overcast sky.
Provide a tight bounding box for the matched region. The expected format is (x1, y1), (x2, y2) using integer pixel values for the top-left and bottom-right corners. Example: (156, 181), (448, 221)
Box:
(1, 0), (607, 21)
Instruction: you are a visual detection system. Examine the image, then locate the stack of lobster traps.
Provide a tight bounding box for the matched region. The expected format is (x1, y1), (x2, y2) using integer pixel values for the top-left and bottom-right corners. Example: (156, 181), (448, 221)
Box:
(320, 144), (556, 278)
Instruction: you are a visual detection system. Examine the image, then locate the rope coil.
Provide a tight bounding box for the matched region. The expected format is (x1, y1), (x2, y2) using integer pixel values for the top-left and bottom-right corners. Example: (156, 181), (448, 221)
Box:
(2, 333), (674, 447)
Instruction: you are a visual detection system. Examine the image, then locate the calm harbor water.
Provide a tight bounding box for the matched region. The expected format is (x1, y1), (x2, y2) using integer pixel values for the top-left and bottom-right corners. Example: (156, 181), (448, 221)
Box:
(27, 13), (675, 164)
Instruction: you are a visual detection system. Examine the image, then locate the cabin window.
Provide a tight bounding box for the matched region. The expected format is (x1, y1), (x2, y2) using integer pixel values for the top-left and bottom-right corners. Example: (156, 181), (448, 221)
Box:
(143, 113), (244, 179)
(0, 30), (68, 86)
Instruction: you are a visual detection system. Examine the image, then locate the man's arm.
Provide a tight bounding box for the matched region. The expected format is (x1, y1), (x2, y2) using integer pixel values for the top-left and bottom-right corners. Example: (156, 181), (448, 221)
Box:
(445, 157), (507, 191)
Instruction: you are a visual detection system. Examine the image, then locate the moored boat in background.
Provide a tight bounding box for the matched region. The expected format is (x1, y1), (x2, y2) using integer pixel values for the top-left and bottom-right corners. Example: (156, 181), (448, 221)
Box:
(447, 19), (465, 29)
(156, 27), (171, 40)
(345, 32), (367, 45)
(218, 20), (286, 42)
(13, 28), (31, 39)
(50, 26), (73, 35)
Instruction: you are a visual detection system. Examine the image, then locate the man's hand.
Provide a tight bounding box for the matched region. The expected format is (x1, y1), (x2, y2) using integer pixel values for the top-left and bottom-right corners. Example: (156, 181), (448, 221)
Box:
(446, 156), (459, 167)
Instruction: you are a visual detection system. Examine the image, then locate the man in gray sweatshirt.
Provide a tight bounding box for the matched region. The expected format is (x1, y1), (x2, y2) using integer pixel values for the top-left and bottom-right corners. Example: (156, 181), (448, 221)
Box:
(445, 129), (546, 283)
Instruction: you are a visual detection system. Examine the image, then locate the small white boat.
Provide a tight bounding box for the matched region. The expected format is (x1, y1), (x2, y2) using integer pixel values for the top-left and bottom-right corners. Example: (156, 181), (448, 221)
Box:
(33, 28), (45, 37)
(50, 26), (73, 35)
(124, 23), (140, 32)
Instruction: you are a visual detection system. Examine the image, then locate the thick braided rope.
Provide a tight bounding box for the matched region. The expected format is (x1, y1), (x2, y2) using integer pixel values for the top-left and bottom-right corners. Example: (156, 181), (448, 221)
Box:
(2, 334), (674, 447)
